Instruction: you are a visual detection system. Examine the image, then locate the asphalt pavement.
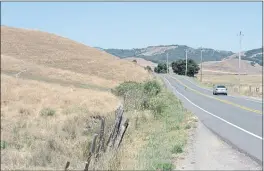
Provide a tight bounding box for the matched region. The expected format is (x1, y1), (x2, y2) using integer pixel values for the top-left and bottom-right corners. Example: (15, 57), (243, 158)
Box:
(160, 74), (263, 163)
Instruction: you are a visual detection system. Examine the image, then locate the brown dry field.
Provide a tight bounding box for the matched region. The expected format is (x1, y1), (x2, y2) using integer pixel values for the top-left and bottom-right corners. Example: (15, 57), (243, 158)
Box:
(198, 58), (262, 97)
(1, 26), (152, 169)
(1, 26), (151, 83)
(124, 57), (158, 70)
(196, 73), (262, 97)
(201, 58), (262, 75)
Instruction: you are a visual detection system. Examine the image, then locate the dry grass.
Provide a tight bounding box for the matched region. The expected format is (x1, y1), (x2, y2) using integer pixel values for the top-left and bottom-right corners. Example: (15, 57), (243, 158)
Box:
(1, 26), (152, 83)
(196, 74), (262, 97)
(124, 57), (158, 71)
(1, 25), (153, 170)
(1, 74), (119, 170)
(1, 55), (118, 89)
(201, 58), (262, 75)
(199, 57), (262, 97)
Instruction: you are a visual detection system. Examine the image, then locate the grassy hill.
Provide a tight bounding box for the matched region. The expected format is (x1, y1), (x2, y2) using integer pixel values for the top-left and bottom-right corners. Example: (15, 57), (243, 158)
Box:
(1, 26), (152, 170)
(241, 47), (263, 66)
(104, 45), (234, 64)
(1, 26), (151, 84)
(104, 45), (263, 66)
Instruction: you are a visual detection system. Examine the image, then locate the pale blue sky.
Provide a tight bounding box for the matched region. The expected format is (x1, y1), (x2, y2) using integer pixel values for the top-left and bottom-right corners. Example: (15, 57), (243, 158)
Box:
(1, 2), (262, 52)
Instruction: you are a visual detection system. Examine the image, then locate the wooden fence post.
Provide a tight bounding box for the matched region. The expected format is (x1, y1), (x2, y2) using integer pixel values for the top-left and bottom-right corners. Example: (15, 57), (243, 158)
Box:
(65, 161), (70, 171)
(68, 105), (130, 170)
(84, 134), (98, 171)
(95, 117), (105, 160)
(114, 118), (129, 148)
(107, 106), (124, 149)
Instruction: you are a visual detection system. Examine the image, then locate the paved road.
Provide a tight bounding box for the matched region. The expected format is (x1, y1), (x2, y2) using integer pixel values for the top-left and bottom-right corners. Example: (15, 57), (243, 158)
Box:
(160, 74), (263, 163)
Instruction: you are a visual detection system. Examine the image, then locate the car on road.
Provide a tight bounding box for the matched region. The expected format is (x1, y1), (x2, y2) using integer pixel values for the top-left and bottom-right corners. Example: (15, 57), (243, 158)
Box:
(213, 85), (228, 95)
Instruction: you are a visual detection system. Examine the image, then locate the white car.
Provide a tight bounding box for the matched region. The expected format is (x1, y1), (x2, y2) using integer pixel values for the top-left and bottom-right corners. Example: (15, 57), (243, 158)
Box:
(213, 85), (228, 95)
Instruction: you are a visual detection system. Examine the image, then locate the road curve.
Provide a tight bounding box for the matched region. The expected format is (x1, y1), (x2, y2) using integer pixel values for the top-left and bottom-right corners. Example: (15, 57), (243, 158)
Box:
(160, 74), (263, 163)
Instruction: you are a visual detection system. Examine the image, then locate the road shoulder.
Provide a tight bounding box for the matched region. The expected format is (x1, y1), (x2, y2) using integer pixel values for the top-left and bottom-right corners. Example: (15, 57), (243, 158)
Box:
(174, 120), (262, 170)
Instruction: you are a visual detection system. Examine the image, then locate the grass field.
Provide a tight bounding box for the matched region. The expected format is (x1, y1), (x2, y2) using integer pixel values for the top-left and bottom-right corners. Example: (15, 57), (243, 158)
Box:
(1, 26), (191, 170)
(1, 26), (153, 169)
(109, 77), (195, 170)
(1, 74), (120, 170)
(195, 74), (262, 98)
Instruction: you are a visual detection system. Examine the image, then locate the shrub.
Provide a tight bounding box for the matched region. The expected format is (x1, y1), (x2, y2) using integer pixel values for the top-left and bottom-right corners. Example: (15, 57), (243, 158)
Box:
(113, 80), (163, 114)
(1, 141), (7, 149)
(40, 108), (56, 116)
(155, 162), (174, 171)
(171, 144), (183, 154)
(185, 124), (191, 129)
(154, 63), (167, 73)
(112, 81), (142, 97)
(143, 80), (161, 96)
(145, 66), (152, 72)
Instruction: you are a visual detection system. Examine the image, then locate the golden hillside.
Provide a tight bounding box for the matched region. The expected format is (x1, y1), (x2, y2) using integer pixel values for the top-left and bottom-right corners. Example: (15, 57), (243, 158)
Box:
(0, 26), (151, 169)
(1, 26), (151, 84)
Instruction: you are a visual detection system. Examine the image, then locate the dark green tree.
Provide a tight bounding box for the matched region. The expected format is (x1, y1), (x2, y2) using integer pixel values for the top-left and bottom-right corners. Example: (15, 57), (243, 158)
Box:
(154, 63), (168, 73)
(171, 59), (199, 77)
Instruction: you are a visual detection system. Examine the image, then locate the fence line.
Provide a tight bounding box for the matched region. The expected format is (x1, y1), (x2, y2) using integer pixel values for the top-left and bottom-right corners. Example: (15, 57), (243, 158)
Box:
(64, 105), (129, 171)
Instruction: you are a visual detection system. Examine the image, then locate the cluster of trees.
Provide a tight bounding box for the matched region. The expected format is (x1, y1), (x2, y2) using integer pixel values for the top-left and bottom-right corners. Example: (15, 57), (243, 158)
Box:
(154, 59), (199, 77)
(154, 63), (168, 73)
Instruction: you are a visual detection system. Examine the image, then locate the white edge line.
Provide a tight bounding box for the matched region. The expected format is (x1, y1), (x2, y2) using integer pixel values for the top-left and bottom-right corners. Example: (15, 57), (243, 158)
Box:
(174, 74), (263, 104)
(163, 76), (263, 141)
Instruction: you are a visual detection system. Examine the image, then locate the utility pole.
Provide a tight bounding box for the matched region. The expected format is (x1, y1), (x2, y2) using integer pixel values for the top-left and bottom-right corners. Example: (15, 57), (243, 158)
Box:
(167, 53), (169, 74)
(200, 48), (204, 82)
(238, 31), (244, 90)
(185, 49), (188, 76)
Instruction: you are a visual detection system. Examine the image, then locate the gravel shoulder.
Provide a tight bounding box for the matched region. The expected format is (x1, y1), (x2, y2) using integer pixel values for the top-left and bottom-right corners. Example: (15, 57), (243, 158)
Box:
(174, 120), (262, 170)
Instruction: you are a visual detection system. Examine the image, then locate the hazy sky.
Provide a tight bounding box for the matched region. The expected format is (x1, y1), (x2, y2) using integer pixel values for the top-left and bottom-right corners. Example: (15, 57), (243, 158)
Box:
(1, 2), (262, 52)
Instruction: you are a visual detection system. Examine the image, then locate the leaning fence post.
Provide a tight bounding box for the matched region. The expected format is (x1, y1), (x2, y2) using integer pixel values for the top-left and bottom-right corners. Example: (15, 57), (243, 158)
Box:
(95, 117), (105, 160)
(107, 106), (124, 149)
(84, 134), (98, 171)
(65, 161), (70, 171)
(114, 118), (129, 148)
(112, 108), (123, 144)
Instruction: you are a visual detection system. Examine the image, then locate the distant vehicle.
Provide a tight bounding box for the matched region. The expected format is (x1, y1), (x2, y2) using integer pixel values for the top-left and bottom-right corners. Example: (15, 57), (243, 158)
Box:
(213, 85), (228, 95)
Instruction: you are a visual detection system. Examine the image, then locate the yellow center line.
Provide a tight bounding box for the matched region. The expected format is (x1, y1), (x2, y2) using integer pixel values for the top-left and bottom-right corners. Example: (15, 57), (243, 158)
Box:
(168, 75), (262, 115)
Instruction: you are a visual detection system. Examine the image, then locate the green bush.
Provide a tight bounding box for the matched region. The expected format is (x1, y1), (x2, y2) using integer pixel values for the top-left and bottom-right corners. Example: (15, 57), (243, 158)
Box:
(171, 144), (183, 154)
(40, 108), (56, 116)
(1, 141), (7, 149)
(185, 124), (191, 129)
(112, 81), (142, 97)
(143, 80), (161, 96)
(155, 162), (174, 171)
(145, 66), (152, 72)
(148, 94), (167, 118)
(154, 63), (168, 73)
(113, 80), (164, 114)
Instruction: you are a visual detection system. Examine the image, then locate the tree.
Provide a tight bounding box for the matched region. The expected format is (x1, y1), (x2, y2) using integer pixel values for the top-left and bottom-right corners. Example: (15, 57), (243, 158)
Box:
(145, 66), (152, 72)
(171, 59), (199, 77)
(132, 59), (137, 63)
(154, 63), (167, 73)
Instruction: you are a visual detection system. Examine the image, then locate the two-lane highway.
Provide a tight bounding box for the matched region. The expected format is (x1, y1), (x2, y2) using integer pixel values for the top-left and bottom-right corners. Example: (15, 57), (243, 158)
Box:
(161, 74), (263, 163)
